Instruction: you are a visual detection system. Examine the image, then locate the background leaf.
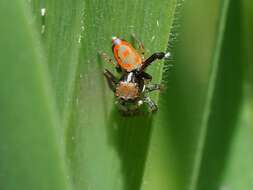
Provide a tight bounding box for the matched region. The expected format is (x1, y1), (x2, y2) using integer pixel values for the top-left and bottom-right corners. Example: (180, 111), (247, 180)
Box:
(141, 0), (253, 190)
(0, 1), (71, 190)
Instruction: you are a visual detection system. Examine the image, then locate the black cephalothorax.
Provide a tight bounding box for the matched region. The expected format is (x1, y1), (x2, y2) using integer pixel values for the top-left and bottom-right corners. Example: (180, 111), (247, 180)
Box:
(104, 70), (163, 113)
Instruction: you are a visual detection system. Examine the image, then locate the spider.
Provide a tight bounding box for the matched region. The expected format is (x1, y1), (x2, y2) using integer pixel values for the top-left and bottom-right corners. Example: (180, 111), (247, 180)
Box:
(100, 35), (170, 114)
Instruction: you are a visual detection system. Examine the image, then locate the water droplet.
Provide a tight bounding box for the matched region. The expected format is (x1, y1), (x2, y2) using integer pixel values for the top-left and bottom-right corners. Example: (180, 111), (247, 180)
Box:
(156, 20), (159, 27)
(41, 8), (46, 34)
(78, 35), (82, 44)
(41, 8), (46, 16)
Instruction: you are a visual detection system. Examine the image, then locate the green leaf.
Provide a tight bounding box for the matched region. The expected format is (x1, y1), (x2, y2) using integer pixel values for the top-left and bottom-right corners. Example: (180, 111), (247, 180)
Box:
(42, 0), (84, 125)
(28, 0), (181, 189)
(189, 0), (231, 188)
(53, 1), (179, 190)
(141, 0), (253, 190)
(196, 1), (253, 189)
(0, 1), (71, 190)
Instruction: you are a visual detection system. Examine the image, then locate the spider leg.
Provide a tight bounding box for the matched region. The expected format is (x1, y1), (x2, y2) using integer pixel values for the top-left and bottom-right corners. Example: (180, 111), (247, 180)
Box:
(143, 96), (158, 112)
(140, 52), (170, 71)
(140, 71), (152, 81)
(145, 84), (164, 93)
(140, 52), (164, 71)
(138, 71), (152, 85)
(103, 69), (117, 92)
(99, 51), (122, 73)
(131, 33), (145, 60)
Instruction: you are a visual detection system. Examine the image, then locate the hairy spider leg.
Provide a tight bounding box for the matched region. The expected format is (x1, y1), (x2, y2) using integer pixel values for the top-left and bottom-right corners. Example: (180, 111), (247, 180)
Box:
(145, 84), (163, 93)
(139, 71), (152, 81)
(143, 96), (158, 112)
(99, 51), (122, 73)
(103, 69), (117, 92)
(140, 52), (165, 71)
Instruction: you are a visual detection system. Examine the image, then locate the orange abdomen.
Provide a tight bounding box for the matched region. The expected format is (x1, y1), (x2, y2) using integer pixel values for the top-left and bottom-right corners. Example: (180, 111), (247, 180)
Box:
(113, 40), (142, 72)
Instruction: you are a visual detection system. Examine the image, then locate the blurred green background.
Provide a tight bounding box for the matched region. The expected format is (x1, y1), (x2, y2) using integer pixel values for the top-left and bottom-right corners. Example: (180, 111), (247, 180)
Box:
(0, 0), (252, 190)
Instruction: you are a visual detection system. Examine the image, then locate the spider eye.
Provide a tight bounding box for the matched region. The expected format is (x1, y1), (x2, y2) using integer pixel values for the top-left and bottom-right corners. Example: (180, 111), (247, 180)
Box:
(119, 97), (125, 101)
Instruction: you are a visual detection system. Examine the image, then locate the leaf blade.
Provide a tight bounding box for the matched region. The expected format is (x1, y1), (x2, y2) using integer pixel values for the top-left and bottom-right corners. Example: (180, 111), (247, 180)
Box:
(0, 1), (71, 190)
(63, 1), (179, 190)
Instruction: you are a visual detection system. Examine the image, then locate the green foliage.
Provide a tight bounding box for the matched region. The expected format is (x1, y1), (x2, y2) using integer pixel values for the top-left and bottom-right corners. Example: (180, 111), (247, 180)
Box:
(0, 1), (70, 190)
(0, 0), (252, 190)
